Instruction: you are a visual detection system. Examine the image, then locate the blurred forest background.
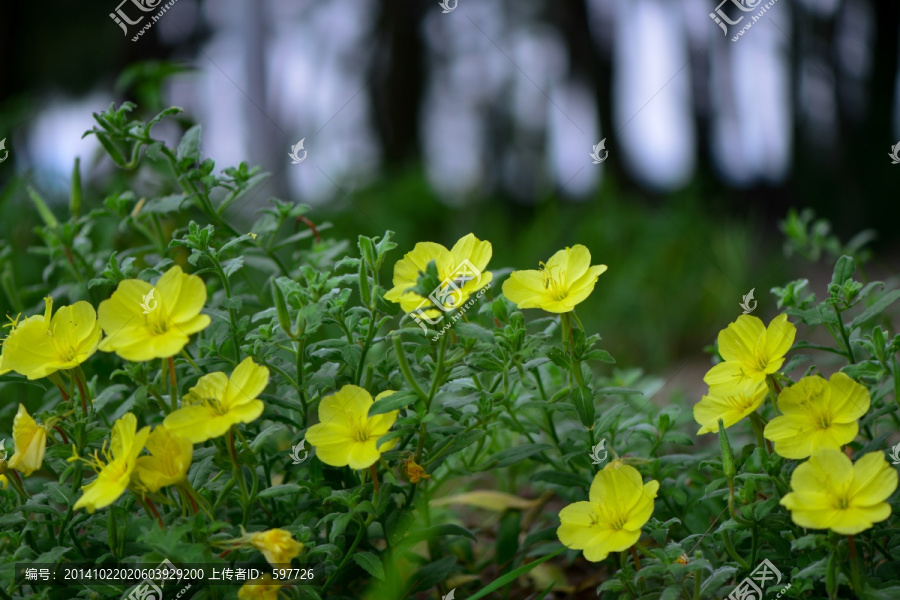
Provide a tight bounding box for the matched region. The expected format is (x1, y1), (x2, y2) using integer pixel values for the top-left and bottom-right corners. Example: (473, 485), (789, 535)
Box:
(0, 0), (898, 377)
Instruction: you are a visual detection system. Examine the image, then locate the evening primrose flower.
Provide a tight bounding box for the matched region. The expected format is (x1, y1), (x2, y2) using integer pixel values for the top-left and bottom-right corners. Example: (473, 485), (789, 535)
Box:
(133, 426), (193, 494)
(7, 404), (48, 477)
(73, 413), (150, 513)
(557, 461), (659, 562)
(251, 529), (304, 566)
(693, 381), (768, 434)
(305, 385), (399, 470)
(764, 373), (869, 459)
(384, 233), (493, 315)
(238, 574), (283, 600)
(98, 265), (211, 361)
(502, 245), (607, 313)
(704, 314), (795, 392)
(163, 357), (269, 444)
(0, 298), (100, 380)
(781, 449), (897, 534)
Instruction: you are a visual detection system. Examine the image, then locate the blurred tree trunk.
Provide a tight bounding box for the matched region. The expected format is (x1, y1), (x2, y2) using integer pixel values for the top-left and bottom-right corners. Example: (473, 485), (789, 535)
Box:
(369, 0), (428, 166)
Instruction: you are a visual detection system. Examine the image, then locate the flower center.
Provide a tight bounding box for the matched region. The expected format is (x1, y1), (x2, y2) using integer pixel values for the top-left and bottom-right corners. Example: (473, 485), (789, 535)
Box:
(724, 392), (756, 412)
(351, 419), (371, 442)
(540, 263), (569, 301)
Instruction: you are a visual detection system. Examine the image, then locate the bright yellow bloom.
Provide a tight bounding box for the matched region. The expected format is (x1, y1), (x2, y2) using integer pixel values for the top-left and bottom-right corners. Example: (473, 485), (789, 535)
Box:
(98, 265), (211, 361)
(163, 357), (269, 444)
(764, 373), (869, 459)
(383, 233), (493, 316)
(251, 529), (304, 566)
(781, 449), (897, 534)
(7, 405), (48, 477)
(557, 461), (659, 562)
(0, 475), (7, 490)
(133, 426), (193, 493)
(502, 245), (607, 313)
(238, 574), (283, 600)
(74, 413), (150, 513)
(305, 385), (399, 470)
(693, 381), (768, 434)
(0, 298), (99, 380)
(704, 314), (795, 392)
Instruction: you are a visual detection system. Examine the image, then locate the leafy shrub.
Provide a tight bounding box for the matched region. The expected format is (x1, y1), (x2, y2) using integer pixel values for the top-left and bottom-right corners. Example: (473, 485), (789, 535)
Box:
(0, 103), (898, 600)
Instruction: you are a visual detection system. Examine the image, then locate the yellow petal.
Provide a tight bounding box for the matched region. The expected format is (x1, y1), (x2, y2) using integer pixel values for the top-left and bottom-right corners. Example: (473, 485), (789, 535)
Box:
(8, 404), (47, 476)
(849, 452), (898, 506)
(225, 357), (270, 408)
(827, 372), (870, 422)
(155, 265), (208, 324)
(764, 314), (796, 359)
(449, 233), (493, 273)
(717, 315), (765, 364)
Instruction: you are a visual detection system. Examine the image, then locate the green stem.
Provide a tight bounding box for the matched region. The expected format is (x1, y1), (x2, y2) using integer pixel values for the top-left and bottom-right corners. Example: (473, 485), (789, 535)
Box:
(728, 480), (754, 527)
(320, 516), (374, 595)
(833, 305), (857, 363)
(721, 529), (750, 569)
(392, 335), (428, 401)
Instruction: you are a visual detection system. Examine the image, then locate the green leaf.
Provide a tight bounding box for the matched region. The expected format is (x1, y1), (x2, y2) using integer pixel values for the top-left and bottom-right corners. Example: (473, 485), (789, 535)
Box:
(352, 551), (385, 581)
(530, 470), (590, 488)
(851, 289), (900, 329)
(831, 255), (856, 286)
(140, 194), (189, 214)
(699, 565), (739, 597)
(408, 556), (457, 593)
(177, 124), (202, 162)
(257, 484), (302, 499)
(466, 547), (565, 600)
(571, 386), (595, 427)
(401, 524), (477, 548)
(480, 444), (552, 470)
(368, 390), (417, 416)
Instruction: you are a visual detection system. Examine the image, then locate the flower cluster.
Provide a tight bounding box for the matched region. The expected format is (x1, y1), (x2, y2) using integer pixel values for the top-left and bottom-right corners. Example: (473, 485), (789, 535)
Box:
(693, 314), (897, 534)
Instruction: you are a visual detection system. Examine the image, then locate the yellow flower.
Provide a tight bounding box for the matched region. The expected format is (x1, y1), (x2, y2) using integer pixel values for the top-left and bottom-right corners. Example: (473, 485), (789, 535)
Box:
(557, 461), (659, 562)
(704, 314), (795, 392)
(0, 298), (100, 380)
(7, 404), (48, 477)
(163, 357), (269, 443)
(764, 373), (869, 459)
(693, 381), (768, 434)
(781, 449), (897, 534)
(133, 426), (193, 493)
(74, 413), (150, 513)
(0, 475), (7, 490)
(383, 233), (493, 316)
(238, 574), (283, 600)
(502, 245), (607, 313)
(251, 529), (304, 566)
(305, 385), (399, 470)
(98, 265), (211, 361)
